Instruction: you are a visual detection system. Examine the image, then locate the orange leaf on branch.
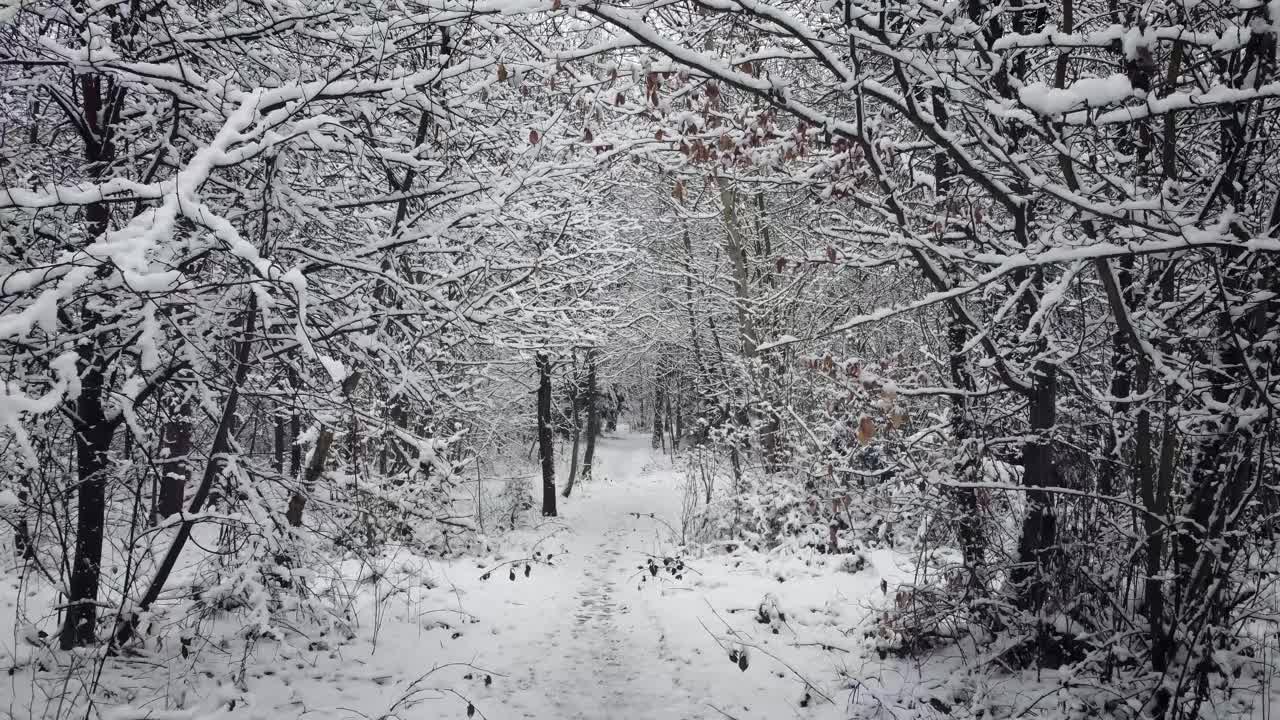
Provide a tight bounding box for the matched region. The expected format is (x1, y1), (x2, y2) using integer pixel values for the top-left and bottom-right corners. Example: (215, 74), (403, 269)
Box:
(857, 417), (876, 445)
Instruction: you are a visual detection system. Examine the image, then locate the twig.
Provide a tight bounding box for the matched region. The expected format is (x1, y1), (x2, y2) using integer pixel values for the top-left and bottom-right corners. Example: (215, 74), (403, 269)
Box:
(707, 703), (743, 720)
(701, 601), (836, 705)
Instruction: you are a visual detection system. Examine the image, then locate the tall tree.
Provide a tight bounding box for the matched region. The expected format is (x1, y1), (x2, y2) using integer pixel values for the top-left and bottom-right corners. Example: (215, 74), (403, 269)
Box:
(536, 352), (557, 517)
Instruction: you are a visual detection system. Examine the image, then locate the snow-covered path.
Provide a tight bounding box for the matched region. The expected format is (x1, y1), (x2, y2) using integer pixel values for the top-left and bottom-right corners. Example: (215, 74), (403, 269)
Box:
(460, 431), (713, 719)
(61, 432), (907, 720)
(403, 431), (904, 720)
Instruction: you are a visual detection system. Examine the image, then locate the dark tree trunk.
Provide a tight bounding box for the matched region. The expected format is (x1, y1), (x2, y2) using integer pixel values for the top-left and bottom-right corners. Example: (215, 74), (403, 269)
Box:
(651, 380), (665, 451)
(562, 409), (582, 498)
(581, 351), (601, 482)
(562, 358), (583, 499)
(537, 353), (557, 516)
(288, 428), (334, 527)
(288, 371), (359, 526)
(60, 71), (122, 650)
(288, 367), (302, 478)
(62, 394), (112, 649)
(948, 316), (986, 585)
(931, 82), (987, 586)
(13, 474), (34, 561)
(1011, 357), (1058, 612)
(156, 377), (193, 520)
(273, 412), (286, 473)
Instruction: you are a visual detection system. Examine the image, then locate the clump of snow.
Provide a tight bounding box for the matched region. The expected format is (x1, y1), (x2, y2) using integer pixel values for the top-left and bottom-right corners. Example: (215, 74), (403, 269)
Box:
(1019, 75), (1133, 115)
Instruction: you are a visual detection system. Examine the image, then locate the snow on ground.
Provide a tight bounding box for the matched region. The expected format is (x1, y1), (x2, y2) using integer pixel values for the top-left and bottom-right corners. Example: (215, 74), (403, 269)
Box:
(1, 433), (917, 720)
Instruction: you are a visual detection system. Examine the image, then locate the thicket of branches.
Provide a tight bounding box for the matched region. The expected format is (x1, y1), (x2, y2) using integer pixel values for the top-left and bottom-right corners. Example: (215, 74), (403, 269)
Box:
(2, 0), (1278, 717)
(597, 1), (1279, 717)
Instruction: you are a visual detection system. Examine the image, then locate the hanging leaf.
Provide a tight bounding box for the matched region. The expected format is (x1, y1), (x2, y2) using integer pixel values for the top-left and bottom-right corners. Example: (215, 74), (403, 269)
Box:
(583, 127), (593, 143)
(672, 179), (685, 203)
(737, 649), (749, 671)
(775, 257), (786, 274)
(508, 568), (516, 581)
(523, 563), (531, 577)
(528, 129), (540, 144)
(497, 64), (508, 82)
(826, 246), (837, 263)
(466, 702), (475, 717)
(857, 416), (876, 445)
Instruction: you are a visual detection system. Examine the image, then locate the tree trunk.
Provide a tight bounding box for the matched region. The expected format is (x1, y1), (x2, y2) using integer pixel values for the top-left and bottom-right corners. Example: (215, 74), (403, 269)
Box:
(156, 377), (193, 521)
(13, 474), (34, 561)
(715, 176), (757, 358)
(115, 296), (258, 648)
(932, 83), (987, 586)
(651, 379), (665, 451)
(60, 70), (122, 650)
(562, 359), (583, 498)
(288, 428), (334, 527)
(581, 350), (601, 484)
(287, 371), (361, 526)
(562, 412), (582, 498)
(1011, 358), (1058, 612)
(274, 411), (286, 474)
(537, 353), (557, 516)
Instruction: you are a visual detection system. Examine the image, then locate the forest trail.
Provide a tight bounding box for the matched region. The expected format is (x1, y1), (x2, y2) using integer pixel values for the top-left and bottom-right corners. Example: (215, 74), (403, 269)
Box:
(476, 431), (714, 720)
(2, 431), (899, 720)
(421, 430), (902, 720)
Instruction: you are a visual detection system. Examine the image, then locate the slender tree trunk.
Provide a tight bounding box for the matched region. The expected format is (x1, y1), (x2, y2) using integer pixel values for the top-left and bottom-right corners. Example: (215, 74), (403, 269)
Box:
(562, 359), (583, 498)
(930, 83), (987, 586)
(1012, 359), (1058, 612)
(289, 368), (302, 478)
(537, 353), (557, 516)
(273, 412), (286, 474)
(562, 410), (582, 498)
(114, 294), (258, 647)
(288, 429), (334, 527)
(60, 70), (123, 650)
(716, 177), (757, 358)
(14, 474), (34, 561)
(652, 379), (665, 451)
(156, 376), (193, 520)
(287, 371), (360, 526)
(581, 351), (600, 483)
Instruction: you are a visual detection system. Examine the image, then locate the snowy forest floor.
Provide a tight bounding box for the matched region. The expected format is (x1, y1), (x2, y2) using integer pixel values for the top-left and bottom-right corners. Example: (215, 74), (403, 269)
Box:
(7, 433), (1276, 719)
(4, 431), (925, 720)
